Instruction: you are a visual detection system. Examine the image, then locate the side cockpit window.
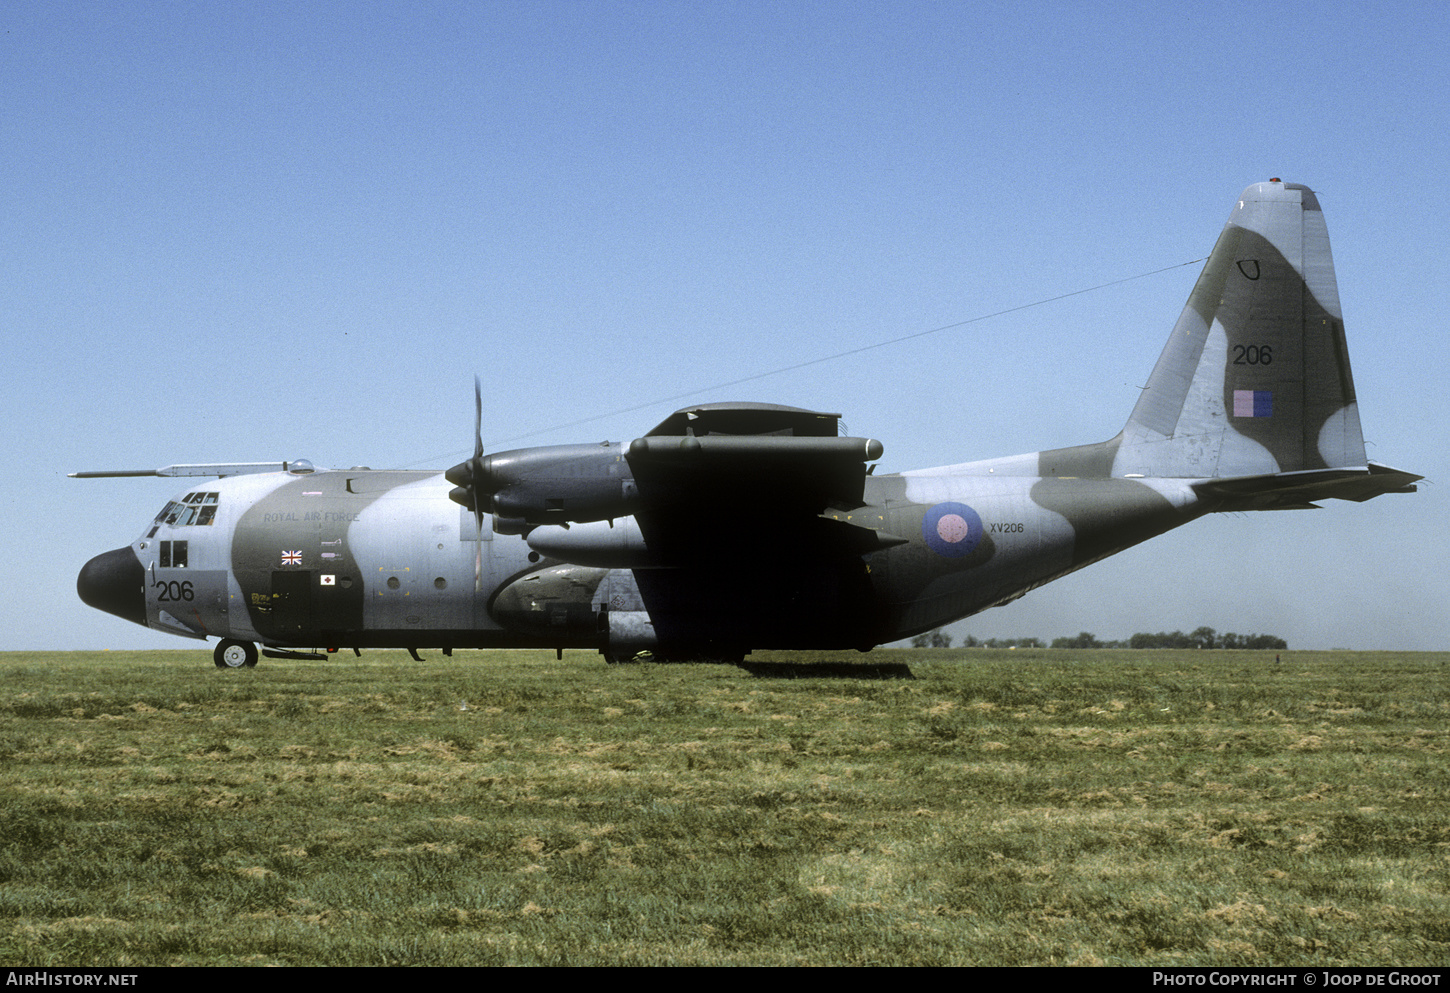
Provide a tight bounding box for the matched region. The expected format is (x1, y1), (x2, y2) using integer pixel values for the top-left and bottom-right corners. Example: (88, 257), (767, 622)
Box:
(147, 492), (219, 538)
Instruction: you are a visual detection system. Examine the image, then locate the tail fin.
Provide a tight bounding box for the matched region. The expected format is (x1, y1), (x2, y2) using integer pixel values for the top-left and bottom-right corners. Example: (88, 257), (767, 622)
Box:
(1116, 180), (1366, 479)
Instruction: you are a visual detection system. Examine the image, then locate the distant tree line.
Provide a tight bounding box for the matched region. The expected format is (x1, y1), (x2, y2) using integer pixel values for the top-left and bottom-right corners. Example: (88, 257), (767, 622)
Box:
(910, 626), (1286, 650)
(908, 630), (1044, 649)
(1056, 627), (1288, 650)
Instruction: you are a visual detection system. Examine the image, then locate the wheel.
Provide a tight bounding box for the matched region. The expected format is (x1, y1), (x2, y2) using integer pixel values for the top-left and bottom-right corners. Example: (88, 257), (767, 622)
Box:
(214, 639), (258, 669)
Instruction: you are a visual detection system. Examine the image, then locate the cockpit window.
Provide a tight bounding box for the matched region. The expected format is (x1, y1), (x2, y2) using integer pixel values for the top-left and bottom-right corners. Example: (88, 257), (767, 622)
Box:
(149, 492), (219, 536)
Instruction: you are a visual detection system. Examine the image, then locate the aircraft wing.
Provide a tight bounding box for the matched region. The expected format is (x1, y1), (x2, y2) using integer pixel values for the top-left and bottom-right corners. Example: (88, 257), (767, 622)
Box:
(630, 402), (879, 502)
(625, 403), (897, 563)
(627, 434), (883, 513)
(523, 403), (902, 568)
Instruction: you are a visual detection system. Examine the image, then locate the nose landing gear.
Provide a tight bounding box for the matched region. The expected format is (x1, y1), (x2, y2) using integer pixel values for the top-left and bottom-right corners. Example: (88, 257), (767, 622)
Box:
(214, 639), (258, 669)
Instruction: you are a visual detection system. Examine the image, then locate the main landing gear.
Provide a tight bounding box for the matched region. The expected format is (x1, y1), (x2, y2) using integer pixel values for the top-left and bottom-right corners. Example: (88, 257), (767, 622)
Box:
(214, 639), (258, 669)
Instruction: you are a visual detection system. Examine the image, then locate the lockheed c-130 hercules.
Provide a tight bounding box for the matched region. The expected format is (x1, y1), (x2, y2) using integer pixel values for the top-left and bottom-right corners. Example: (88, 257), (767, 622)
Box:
(76, 181), (1419, 668)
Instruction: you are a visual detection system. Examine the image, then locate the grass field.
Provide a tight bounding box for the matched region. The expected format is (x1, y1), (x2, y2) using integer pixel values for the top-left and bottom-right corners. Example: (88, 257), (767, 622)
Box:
(1, 647), (1447, 966)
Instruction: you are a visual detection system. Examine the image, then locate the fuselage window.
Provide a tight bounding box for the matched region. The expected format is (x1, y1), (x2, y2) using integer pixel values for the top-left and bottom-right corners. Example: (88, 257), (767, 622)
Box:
(159, 540), (188, 568)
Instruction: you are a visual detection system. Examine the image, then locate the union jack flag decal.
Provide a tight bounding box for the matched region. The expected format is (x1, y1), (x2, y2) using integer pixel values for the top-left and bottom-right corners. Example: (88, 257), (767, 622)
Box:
(280, 550), (302, 567)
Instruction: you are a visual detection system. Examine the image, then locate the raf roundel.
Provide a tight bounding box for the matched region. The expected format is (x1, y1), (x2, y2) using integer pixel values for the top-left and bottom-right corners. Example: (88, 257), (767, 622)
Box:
(922, 502), (983, 558)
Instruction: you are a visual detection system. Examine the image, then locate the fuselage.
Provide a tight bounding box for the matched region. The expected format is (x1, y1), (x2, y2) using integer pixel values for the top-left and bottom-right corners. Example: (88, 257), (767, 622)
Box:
(78, 454), (1209, 660)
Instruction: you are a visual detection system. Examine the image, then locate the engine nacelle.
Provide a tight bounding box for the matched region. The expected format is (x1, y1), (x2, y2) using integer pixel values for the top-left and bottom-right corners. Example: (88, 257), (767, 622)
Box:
(525, 517), (666, 568)
(448, 442), (638, 525)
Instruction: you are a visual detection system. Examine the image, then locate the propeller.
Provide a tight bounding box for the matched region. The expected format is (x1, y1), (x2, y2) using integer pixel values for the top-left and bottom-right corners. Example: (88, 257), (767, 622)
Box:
(469, 376), (484, 590)
(444, 376), (488, 591)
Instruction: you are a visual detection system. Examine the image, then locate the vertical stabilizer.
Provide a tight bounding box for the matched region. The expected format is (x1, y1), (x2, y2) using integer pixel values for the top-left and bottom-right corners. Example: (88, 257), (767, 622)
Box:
(1114, 181), (1366, 479)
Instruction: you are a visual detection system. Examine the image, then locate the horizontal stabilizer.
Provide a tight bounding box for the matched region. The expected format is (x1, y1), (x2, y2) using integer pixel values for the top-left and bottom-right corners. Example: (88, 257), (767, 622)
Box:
(1193, 463), (1422, 511)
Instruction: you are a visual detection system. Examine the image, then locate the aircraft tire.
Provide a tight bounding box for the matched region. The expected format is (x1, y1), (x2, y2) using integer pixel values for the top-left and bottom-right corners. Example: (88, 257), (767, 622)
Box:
(214, 640), (258, 669)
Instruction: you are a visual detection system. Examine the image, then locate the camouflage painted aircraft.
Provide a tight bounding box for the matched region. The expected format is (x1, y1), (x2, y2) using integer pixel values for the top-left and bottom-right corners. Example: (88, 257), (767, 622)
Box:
(76, 181), (1419, 668)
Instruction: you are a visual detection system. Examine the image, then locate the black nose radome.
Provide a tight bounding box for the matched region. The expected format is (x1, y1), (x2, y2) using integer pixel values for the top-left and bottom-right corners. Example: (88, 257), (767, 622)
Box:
(77, 546), (147, 628)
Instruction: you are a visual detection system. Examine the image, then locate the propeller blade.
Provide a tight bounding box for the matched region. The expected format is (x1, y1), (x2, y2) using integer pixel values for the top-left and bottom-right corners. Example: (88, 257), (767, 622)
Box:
(472, 375), (484, 591)
(473, 374), (483, 461)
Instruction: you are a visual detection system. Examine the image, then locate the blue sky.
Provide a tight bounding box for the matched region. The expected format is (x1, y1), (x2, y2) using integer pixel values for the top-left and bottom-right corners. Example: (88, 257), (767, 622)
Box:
(5, 1), (1446, 651)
